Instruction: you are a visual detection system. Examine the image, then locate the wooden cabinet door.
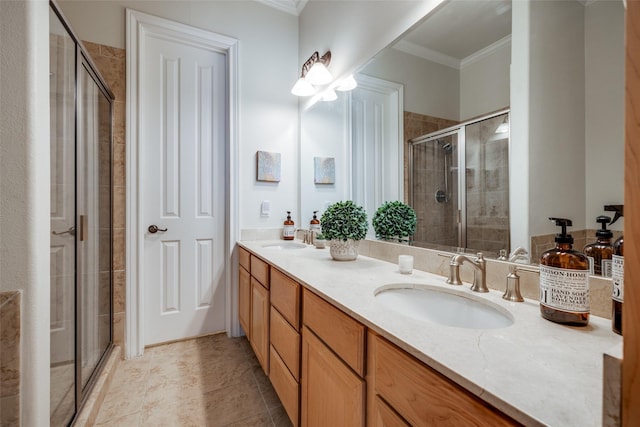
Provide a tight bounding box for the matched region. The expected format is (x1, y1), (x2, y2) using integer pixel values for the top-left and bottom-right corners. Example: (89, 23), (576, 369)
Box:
(301, 326), (364, 427)
(372, 396), (410, 427)
(238, 266), (251, 338)
(251, 278), (270, 374)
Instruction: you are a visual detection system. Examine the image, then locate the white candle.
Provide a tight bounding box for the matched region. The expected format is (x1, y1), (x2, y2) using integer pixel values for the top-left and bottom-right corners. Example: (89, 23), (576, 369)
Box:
(398, 255), (413, 274)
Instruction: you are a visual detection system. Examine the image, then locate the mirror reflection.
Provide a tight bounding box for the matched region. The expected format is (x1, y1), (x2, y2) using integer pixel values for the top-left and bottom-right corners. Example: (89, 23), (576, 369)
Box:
(299, 0), (624, 266)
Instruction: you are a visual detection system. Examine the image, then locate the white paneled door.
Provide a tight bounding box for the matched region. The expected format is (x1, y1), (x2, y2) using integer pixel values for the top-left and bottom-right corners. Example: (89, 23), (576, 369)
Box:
(141, 30), (227, 345)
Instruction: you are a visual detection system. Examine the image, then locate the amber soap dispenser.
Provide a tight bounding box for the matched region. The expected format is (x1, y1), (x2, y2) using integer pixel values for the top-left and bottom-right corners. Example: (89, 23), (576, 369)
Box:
(583, 215), (613, 277)
(539, 217), (590, 326)
(283, 211), (295, 240)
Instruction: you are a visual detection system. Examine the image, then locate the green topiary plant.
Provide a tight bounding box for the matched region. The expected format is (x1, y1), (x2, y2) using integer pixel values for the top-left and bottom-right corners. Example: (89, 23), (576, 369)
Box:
(320, 201), (369, 242)
(372, 201), (417, 242)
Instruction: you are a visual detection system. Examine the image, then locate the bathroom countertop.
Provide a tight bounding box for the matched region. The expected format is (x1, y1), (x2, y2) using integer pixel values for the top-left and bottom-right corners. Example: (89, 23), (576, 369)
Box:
(239, 240), (622, 427)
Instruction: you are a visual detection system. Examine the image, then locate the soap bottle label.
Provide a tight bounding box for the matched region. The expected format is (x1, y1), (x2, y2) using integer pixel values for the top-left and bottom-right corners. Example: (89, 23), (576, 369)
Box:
(612, 254), (624, 303)
(539, 265), (590, 313)
(283, 225), (295, 239)
(601, 259), (612, 278)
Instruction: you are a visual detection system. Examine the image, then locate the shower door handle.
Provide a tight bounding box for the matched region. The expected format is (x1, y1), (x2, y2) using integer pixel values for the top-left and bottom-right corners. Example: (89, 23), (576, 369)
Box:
(148, 225), (168, 234)
(52, 226), (76, 236)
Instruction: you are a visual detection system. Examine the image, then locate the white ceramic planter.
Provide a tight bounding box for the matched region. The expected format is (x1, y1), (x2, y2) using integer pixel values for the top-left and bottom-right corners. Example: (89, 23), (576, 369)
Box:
(329, 239), (360, 261)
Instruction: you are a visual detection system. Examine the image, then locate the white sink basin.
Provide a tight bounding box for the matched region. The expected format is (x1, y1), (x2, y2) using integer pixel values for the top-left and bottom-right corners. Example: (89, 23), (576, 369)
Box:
(375, 285), (513, 329)
(261, 242), (307, 250)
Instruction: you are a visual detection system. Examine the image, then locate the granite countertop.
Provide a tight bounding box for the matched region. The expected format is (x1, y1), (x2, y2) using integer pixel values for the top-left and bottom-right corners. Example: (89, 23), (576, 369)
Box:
(238, 240), (622, 427)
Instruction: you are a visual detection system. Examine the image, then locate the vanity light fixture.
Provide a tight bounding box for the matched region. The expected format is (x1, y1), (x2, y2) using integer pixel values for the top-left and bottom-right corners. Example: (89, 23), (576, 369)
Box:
(291, 51), (332, 96)
(495, 116), (509, 134)
(336, 74), (358, 91)
(321, 88), (337, 102)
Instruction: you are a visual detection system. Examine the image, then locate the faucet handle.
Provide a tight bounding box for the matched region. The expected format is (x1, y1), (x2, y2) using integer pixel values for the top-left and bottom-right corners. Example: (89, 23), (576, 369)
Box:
(502, 266), (524, 302)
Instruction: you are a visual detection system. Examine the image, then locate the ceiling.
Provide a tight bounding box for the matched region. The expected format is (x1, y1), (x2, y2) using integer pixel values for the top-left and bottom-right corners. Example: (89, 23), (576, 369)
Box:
(393, 0), (512, 69)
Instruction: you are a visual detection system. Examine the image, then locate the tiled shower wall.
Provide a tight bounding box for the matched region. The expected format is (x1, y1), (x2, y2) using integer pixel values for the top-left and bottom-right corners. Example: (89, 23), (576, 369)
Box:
(84, 41), (126, 357)
(0, 291), (21, 426)
(464, 114), (510, 254)
(404, 112), (458, 246)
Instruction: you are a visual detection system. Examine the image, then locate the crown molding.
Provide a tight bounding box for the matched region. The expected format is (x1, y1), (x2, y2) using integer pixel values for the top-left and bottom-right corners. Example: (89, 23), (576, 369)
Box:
(392, 39), (461, 69)
(257, 0), (308, 16)
(392, 34), (512, 70)
(460, 35), (511, 68)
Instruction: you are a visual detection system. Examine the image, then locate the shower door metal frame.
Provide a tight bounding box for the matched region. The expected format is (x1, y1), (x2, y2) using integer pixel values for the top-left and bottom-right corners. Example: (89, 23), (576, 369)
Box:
(409, 108), (510, 251)
(50, 2), (115, 424)
(74, 46), (115, 414)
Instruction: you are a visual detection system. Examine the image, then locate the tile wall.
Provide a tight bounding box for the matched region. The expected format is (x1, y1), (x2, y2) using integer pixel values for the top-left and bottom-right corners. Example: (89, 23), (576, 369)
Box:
(403, 111), (459, 247)
(83, 41), (126, 356)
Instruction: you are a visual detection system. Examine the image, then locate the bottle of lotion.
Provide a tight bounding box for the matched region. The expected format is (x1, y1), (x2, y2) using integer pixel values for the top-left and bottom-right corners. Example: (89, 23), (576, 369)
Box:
(539, 217), (590, 326)
(283, 211), (295, 241)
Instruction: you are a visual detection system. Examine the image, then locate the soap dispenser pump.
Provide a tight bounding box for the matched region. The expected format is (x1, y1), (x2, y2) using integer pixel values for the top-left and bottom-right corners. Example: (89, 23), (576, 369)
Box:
(539, 217), (590, 326)
(583, 216), (614, 277)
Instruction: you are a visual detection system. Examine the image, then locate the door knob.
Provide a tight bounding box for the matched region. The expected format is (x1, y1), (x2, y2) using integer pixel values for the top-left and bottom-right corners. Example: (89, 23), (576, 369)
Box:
(148, 225), (168, 234)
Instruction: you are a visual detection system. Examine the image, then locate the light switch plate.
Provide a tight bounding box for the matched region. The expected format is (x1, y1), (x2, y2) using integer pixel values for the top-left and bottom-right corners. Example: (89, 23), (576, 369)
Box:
(261, 200), (271, 217)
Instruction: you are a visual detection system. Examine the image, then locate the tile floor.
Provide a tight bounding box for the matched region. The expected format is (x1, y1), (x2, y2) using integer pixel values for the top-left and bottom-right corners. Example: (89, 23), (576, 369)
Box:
(94, 333), (292, 426)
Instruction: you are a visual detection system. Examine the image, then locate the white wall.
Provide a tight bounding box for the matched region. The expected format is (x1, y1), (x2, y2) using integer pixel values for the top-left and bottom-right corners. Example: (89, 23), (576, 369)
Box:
(528, 0), (586, 238)
(298, 0), (445, 86)
(300, 94), (351, 225)
(584, 0), (625, 232)
(0, 0), (50, 424)
(57, 0), (300, 229)
(460, 42), (511, 121)
(361, 48), (459, 120)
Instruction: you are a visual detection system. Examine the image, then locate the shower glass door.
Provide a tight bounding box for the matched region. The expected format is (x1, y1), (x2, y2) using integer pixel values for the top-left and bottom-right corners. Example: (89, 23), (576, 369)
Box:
(410, 110), (510, 255)
(77, 52), (113, 392)
(49, 9), (76, 426)
(464, 113), (510, 254)
(410, 131), (460, 248)
(50, 4), (113, 425)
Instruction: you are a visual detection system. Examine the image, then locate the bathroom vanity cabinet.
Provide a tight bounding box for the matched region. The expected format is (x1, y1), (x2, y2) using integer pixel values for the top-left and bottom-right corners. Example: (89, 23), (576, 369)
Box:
(269, 267), (302, 425)
(367, 332), (517, 426)
(301, 289), (366, 426)
(237, 242), (619, 426)
(238, 247), (271, 374)
(237, 247), (509, 426)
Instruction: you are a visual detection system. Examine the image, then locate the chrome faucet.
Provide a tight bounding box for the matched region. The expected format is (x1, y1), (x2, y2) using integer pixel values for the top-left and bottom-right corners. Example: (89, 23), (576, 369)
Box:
(446, 252), (488, 293)
(295, 228), (316, 245)
(508, 246), (530, 263)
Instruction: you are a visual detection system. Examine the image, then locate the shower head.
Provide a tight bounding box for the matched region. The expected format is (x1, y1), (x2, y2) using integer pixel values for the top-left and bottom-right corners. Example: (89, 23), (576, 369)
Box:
(442, 142), (453, 152)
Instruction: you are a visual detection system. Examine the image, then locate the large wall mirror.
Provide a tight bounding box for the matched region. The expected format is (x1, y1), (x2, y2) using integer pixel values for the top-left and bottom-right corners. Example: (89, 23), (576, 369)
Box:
(299, 0), (624, 266)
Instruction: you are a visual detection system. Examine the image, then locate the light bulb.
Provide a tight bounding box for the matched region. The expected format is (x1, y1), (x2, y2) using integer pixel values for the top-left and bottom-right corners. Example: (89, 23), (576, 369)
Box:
(336, 75), (357, 91)
(305, 62), (332, 85)
(291, 78), (316, 96)
(321, 88), (337, 102)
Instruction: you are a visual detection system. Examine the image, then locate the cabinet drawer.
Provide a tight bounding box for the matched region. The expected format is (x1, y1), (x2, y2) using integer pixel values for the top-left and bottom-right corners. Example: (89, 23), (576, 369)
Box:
(271, 268), (301, 330)
(270, 345), (299, 426)
(271, 306), (300, 380)
(250, 255), (269, 289)
(373, 335), (517, 426)
(239, 246), (250, 271)
(302, 289), (365, 377)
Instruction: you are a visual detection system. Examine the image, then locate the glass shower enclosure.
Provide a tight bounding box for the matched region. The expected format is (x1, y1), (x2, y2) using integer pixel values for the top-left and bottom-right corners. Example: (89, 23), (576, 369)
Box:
(410, 110), (510, 255)
(49, 3), (114, 425)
